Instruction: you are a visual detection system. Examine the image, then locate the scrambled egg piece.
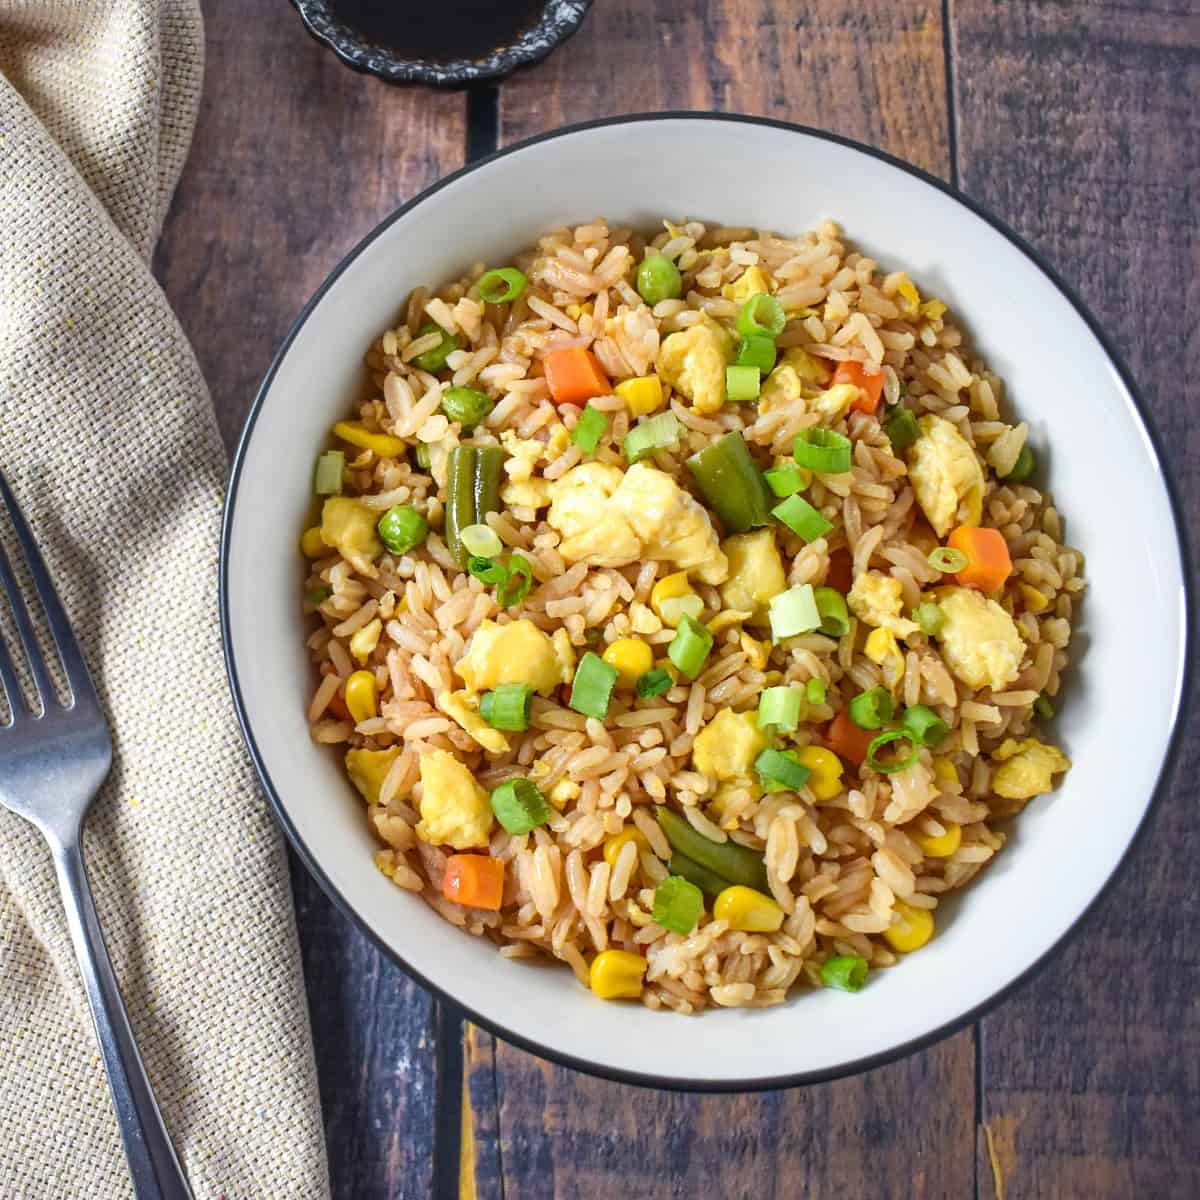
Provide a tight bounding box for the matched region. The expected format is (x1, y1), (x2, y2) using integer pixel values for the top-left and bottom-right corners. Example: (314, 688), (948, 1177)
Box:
(723, 265), (773, 303)
(692, 709), (767, 781)
(437, 690), (509, 754)
(455, 618), (573, 696)
(991, 738), (1071, 800)
(500, 477), (553, 509)
(546, 462), (728, 584)
(719, 529), (786, 619)
(500, 430), (544, 481)
(937, 586), (1025, 691)
(656, 318), (732, 414)
(345, 746), (400, 805)
(321, 497), (383, 576)
(848, 572), (919, 638)
(415, 749), (492, 849)
(759, 349), (831, 412)
(907, 415), (985, 537)
(811, 383), (860, 420)
(864, 627), (905, 693)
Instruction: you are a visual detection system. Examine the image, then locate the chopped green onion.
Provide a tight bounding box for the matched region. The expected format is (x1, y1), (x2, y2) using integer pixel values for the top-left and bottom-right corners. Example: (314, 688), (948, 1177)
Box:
(820, 955), (868, 992)
(489, 778), (551, 835)
(768, 584), (820, 641)
(668, 852), (727, 898)
(758, 686), (802, 733)
(865, 728), (920, 774)
(913, 601), (945, 637)
(848, 686), (895, 730)
(476, 267), (528, 305)
(928, 546), (969, 573)
(764, 464), (809, 497)
(883, 406), (921, 453)
(636, 668), (674, 699)
(901, 704), (949, 747)
(772, 494), (834, 543)
(413, 443), (432, 470)
(479, 684), (533, 732)
(412, 322), (460, 373)
(467, 556), (508, 585)
(685, 431), (774, 534)
(725, 364), (761, 401)
(793, 428), (852, 474)
(441, 386), (494, 429)
(1004, 443), (1036, 482)
(497, 554), (534, 608)
(636, 255), (683, 305)
(813, 586), (850, 639)
(806, 677), (827, 705)
(459, 522), (503, 558)
(755, 747), (812, 792)
(314, 450), (345, 495)
(652, 875), (705, 935)
(1033, 693), (1055, 720)
(377, 505), (429, 555)
(571, 403), (608, 454)
(306, 585), (332, 605)
(624, 411), (682, 464)
(569, 652), (620, 720)
(736, 292), (786, 339)
(735, 333), (777, 373)
(656, 807), (769, 892)
(667, 613), (714, 680)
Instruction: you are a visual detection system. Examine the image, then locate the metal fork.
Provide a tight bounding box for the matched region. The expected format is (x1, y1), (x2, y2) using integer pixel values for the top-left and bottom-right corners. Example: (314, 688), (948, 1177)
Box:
(0, 474), (193, 1200)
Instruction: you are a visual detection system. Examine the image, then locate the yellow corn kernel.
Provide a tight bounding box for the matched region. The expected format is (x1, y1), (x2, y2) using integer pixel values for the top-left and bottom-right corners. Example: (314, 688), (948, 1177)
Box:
(932, 756), (959, 786)
(912, 822), (962, 858)
(1019, 583), (1050, 614)
(722, 265), (773, 304)
(588, 949), (647, 1000)
(602, 638), (654, 687)
(740, 632), (769, 671)
(603, 826), (650, 868)
(300, 526), (328, 557)
(615, 374), (665, 417)
(896, 275), (921, 316)
(565, 303), (583, 320)
(920, 298), (947, 321)
(795, 745), (844, 801)
(332, 420), (407, 459)
(708, 609), (752, 636)
(713, 885), (784, 933)
(349, 618), (383, 665)
(650, 572), (696, 626)
(344, 670), (378, 724)
(883, 900), (935, 953)
(548, 778), (581, 810)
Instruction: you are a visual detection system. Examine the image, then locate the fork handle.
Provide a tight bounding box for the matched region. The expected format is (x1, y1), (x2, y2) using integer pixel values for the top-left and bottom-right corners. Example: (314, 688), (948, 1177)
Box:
(52, 840), (194, 1200)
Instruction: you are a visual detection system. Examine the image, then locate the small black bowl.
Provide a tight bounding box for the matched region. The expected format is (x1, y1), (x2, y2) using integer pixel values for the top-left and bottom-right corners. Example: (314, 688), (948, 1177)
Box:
(290, 0), (593, 87)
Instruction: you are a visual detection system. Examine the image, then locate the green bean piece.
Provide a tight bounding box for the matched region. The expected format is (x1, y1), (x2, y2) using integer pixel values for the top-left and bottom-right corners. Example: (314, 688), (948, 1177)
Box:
(685, 431), (774, 534)
(668, 852), (728, 899)
(656, 807), (769, 892)
(473, 445), (505, 527)
(444, 446), (477, 566)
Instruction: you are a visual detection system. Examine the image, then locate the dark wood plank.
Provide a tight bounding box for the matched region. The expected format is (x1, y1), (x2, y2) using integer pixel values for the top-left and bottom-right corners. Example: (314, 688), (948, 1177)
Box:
(465, 5), (975, 1196)
(951, 3), (1200, 1196)
(154, 3), (468, 1197)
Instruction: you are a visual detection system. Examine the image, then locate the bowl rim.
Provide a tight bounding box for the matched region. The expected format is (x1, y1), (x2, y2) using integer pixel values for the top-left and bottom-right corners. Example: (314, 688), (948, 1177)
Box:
(221, 112), (1195, 1093)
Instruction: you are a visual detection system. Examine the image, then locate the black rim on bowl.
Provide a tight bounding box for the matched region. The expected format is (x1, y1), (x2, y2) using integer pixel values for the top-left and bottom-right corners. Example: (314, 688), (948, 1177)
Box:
(290, 0), (593, 87)
(221, 113), (1195, 1093)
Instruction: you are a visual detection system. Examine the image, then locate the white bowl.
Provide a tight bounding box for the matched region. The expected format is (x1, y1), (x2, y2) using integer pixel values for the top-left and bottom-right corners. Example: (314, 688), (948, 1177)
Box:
(222, 115), (1192, 1089)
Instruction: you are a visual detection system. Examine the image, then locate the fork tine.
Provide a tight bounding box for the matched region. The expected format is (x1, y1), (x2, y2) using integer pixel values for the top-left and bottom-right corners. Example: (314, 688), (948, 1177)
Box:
(0, 601), (28, 722)
(0, 524), (59, 710)
(0, 472), (96, 709)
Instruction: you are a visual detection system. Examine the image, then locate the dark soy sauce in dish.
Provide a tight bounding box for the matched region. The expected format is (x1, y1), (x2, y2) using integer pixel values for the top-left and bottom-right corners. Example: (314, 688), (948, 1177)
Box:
(327, 0), (548, 62)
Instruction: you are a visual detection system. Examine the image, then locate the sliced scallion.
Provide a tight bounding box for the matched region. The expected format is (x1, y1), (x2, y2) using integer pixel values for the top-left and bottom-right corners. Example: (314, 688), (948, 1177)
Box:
(467, 556), (508, 585)
(497, 553), (533, 608)
(793, 428), (852, 474)
(758, 686), (802, 733)
(460, 523), (503, 559)
(901, 704), (949, 747)
(569, 652), (620, 720)
(636, 668), (674, 700)
(764, 464), (809, 498)
(624, 411), (681, 464)
(755, 748), (812, 793)
(736, 292), (786, 339)
(820, 955), (868, 992)
(667, 613), (713, 680)
(725, 364), (761, 402)
(813, 586), (850, 638)
(489, 778), (551, 835)
(571, 403), (608, 454)
(772, 493), (834, 543)
(314, 450), (345, 495)
(479, 684), (533, 732)
(913, 601), (945, 636)
(806, 677), (827, 705)
(848, 686), (895, 730)
(735, 333), (777, 373)
(768, 584), (820, 642)
(865, 728), (920, 774)
(477, 267), (528, 305)
(928, 546), (969, 573)
(652, 875), (705, 935)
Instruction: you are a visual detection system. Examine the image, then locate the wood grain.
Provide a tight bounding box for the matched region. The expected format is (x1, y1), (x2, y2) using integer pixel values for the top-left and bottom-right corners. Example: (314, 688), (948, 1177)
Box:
(154, 3), (467, 1197)
(952, 2), (1200, 1197)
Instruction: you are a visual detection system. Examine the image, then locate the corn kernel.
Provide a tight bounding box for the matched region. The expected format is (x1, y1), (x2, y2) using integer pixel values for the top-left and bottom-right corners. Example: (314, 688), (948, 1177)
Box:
(896, 275), (921, 316)
(919, 298), (947, 321)
(932, 756), (959, 786)
(795, 745), (844, 801)
(349, 618), (383, 666)
(332, 420), (407, 459)
(603, 827), (649, 868)
(1019, 583), (1050, 614)
(588, 949), (647, 1000)
(602, 638), (654, 687)
(651, 572), (698, 627)
(614, 374), (665, 417)
(344, 670), (378, 724)
(912, 822), (962, 858)
(300, 526), (328, 558)
(548, 778), (581, 810)
(713, 885), (784, 933)
(708, 609), (752, 636)
(883, 900), (935, 953)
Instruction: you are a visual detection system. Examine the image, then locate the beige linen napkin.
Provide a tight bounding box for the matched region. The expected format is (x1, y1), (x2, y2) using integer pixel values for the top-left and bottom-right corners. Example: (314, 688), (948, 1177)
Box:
(0, 3), (330, 1196)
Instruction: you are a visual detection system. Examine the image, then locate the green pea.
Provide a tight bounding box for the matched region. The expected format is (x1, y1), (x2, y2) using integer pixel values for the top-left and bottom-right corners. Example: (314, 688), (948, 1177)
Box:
(412, 323), (460, 373)
(441, 386), (494, 430)
(636, 255), (683, 305)
(376, 505), (428, 556)
(1005, 443), (1036, 482)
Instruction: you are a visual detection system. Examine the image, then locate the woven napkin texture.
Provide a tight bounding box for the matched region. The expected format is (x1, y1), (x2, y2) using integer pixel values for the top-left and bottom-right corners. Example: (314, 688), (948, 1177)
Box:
(0, 3), (330, 1196)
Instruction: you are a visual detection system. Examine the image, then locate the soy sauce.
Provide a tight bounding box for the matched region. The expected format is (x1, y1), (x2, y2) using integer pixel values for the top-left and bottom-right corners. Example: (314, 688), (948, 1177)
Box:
(328, 0), (547, 63)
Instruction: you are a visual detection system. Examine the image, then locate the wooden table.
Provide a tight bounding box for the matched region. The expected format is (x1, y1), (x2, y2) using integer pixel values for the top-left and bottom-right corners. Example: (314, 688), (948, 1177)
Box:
(156, 2), (1199, 1195)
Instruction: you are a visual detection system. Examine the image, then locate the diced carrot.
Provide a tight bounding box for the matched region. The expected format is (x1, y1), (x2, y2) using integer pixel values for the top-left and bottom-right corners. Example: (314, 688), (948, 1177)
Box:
(832, 360), (885, 414)
(327, 690), (351, 721)
(825, 548), (854, 594)
(442, 855), (505, 911)
(544, 347), (611, 406)
(948, 525), (1013, 593)
(824, 709), (875, 767)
